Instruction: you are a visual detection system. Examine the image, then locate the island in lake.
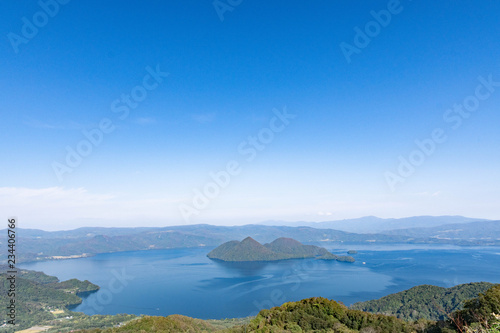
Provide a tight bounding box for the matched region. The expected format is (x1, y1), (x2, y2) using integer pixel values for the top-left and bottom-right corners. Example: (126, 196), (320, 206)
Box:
(207, 237), (355, 262)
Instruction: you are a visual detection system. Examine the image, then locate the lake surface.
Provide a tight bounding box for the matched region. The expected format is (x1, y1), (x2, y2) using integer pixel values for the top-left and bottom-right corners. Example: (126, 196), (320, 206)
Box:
(20, 244), (500, 319)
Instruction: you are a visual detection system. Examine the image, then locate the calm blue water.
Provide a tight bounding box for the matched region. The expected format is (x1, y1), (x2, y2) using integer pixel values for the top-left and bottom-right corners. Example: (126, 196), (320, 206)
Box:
(19, 244), (500, 319)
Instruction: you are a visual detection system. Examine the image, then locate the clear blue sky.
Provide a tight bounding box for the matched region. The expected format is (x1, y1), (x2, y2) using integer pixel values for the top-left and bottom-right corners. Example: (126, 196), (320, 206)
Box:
(1, 0), (500, 230)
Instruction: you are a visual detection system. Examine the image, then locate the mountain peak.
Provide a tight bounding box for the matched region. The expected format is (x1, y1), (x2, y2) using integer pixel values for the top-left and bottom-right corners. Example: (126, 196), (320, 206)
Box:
(241, 236), (258, 244)
(269, 237), (302, 247)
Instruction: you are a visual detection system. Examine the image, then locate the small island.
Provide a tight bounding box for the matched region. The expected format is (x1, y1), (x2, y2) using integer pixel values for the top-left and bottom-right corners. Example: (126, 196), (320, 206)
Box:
(207, 237), (355, 263)
(347, 250), (358, 254)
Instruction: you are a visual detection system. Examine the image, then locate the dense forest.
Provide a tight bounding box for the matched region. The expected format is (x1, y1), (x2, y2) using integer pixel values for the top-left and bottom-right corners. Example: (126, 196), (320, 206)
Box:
(0, 270), (99, 331)
(350, 282), (495, 321)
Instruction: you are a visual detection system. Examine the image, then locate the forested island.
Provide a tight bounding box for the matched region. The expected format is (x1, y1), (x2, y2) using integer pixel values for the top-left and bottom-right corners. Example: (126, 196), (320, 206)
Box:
(207, 237), (355, 262)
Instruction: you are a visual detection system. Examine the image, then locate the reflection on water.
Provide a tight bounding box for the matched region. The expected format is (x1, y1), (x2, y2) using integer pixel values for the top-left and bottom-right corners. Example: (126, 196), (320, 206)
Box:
(19, 245), (500, 319)
(210, 259), (270, 275)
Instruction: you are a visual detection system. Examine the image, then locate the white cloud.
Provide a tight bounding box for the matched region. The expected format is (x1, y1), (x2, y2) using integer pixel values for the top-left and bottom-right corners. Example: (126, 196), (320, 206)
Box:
(0, 187), (182, 230)
(22, 116), (86, 130)
(317, 211), (332, 216)
(0, 187), (114, 205)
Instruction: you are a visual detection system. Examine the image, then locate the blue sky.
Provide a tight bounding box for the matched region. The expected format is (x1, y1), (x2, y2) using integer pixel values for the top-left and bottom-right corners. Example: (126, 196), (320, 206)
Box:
(1, 0), (500, 230)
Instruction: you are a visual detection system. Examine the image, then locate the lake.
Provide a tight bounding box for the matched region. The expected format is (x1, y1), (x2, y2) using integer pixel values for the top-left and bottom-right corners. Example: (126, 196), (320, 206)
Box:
(19, 243), (500, 319)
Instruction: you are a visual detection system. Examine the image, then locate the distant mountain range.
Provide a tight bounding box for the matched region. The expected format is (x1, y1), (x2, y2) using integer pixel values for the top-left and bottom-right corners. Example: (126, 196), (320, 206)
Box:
(259, 215), (489, 233)
(1, 216), (498, 263)
(207, 237), (354, 262)
(384, 220), (500, 240)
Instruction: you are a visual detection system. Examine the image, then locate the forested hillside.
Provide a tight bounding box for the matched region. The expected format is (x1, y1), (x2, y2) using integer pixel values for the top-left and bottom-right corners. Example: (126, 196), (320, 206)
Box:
(350, 282), (495, 321)
(0, 270), (99, 331)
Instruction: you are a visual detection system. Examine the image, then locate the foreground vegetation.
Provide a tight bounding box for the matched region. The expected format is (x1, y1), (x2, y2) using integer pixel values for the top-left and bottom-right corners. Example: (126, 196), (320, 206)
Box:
(451, 283), (500, 332)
